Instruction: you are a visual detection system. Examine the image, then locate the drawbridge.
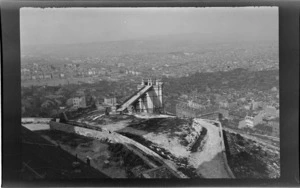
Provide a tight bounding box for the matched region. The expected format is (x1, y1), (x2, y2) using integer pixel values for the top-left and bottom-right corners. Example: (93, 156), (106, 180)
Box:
(117, 79), (163, 113)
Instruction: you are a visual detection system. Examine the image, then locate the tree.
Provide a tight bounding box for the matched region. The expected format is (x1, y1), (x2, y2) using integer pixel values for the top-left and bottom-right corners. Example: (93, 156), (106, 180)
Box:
(66, 98), (73, 107)
(105, 107), (110, 115)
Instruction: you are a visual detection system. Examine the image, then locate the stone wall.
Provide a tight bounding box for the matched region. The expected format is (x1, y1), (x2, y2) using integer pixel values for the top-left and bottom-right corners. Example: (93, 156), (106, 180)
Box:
(22, 118), (52, 124)
(49, 121), (187, 178)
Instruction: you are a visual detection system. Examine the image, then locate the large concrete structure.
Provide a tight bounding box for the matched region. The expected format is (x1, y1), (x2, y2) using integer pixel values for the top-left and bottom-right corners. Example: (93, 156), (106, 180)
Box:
(117, 79), (163, 113)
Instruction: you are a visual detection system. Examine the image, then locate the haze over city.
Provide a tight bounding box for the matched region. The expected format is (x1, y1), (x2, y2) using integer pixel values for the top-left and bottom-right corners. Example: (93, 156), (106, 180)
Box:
(20, 7), (280, 180)
(21, 7), (278, 47)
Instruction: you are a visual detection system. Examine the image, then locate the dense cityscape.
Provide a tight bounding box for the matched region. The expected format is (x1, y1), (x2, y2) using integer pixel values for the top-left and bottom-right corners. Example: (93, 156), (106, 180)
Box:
(21, 40), (279, 139)
(20, 7), (279, 180)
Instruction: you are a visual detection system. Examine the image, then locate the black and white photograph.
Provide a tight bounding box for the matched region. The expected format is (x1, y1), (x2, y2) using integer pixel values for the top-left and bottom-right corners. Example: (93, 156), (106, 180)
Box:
(20, 7), (280, 179)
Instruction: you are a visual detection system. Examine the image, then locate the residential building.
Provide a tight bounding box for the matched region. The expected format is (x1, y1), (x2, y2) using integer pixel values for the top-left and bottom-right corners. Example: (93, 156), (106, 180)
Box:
(72, 96), (86, 109)
(104, 97), (117, 106)
(253, 112), (264, 126)
(266, 117), (280, 137)
(263, 106), (277, 117)
(238, 116), (254, 129)
(187, 100), (204, 110)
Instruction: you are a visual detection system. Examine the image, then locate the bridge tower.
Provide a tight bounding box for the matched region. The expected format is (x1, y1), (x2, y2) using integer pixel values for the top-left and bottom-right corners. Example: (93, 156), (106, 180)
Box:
(135, 78), (163, 113)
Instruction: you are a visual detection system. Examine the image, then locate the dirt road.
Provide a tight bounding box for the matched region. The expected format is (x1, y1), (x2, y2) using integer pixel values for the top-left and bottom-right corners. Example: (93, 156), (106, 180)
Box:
(189, 119), (234, 178)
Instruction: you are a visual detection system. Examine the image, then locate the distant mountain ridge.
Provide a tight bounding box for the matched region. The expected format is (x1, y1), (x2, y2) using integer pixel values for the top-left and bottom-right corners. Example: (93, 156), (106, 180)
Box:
(22, 32), (277, 58)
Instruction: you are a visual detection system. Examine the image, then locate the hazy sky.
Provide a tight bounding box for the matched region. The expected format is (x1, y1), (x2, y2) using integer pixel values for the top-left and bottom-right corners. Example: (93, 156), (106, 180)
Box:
(20, 7), (278, 46)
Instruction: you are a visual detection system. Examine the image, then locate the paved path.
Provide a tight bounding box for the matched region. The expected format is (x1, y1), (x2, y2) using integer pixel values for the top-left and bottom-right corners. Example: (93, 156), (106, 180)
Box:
(190, 119), (234, 178)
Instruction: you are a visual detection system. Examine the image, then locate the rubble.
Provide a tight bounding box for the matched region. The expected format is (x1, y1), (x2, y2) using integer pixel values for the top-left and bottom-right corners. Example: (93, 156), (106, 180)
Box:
(223, 131), (280, 178)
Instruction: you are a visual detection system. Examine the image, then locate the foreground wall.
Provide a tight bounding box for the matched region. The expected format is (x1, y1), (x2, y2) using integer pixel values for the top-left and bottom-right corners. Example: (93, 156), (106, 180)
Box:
(49, 121), (112, 142)
(22, 117), (52, 124)
(49, 121), (187, 178)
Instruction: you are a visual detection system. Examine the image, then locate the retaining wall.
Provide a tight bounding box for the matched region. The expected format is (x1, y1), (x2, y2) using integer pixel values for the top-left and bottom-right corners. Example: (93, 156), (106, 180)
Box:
(200, 119), (235, 178)
(22, 117), (52, 123)
(215, 120), (236, 179)
(49, 121), (187, 178)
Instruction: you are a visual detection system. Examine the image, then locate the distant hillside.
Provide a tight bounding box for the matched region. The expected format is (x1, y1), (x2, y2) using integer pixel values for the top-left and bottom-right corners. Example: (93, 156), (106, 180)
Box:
(163, 68), (279, 94)
(21, 32), (277, 58)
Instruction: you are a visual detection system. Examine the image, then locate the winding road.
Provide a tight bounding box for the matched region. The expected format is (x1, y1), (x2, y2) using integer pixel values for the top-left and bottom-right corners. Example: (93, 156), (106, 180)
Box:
(189, 119), (235, 178)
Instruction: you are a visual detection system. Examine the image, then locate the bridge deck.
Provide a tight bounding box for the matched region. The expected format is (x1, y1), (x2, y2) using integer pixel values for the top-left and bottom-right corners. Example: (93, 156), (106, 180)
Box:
(117, 85), (153, 112)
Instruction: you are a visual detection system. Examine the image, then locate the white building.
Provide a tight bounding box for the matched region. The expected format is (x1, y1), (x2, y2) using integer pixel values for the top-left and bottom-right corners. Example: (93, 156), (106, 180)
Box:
(72, 96), (86, 109)
(238, 116), (254, 129)
(187, 100), (204, 110)
(104, 97), (117, 106)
